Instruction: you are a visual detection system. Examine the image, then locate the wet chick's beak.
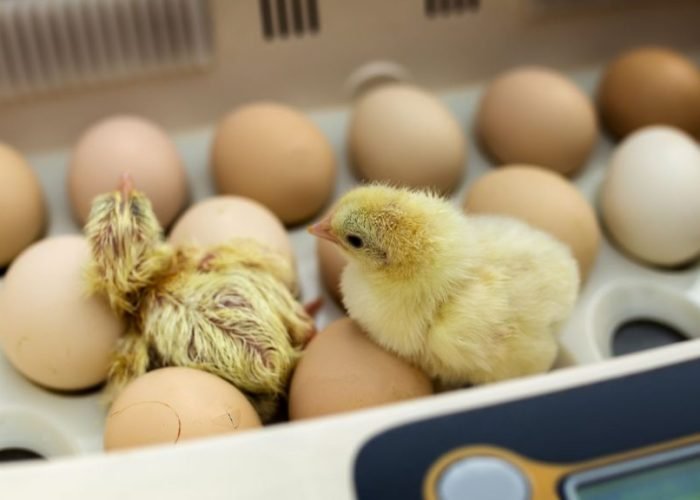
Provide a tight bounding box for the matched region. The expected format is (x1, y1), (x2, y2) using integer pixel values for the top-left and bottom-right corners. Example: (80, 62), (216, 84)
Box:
(120, 172), (134, 197)
(307, 215), (339, 244)
(118, 172), (134, 211)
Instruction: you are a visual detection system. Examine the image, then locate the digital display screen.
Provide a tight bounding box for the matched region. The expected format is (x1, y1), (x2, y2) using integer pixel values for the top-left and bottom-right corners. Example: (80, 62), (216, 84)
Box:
(575, 456), (700, 500)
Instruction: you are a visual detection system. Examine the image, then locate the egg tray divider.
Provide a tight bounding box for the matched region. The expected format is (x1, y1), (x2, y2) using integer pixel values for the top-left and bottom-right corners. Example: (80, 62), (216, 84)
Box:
(1, 57), (700, 485)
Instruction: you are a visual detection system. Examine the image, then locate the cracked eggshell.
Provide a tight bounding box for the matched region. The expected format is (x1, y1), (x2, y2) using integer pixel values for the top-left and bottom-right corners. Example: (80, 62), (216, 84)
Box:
(104, 367), (261, 451)
(0, 235), (124, 390)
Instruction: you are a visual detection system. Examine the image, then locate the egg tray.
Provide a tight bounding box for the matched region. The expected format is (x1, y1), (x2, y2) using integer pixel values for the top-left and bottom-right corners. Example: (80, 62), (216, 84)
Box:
(1, 55), (700, 478)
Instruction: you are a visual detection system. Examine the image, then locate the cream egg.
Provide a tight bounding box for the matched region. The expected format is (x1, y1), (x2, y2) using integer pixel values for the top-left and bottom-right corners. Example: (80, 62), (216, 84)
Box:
(348, 83), (467, 193)
(0, 236), (124, 390)
(211, 103), (336, 225)
(598, 47), (700, 139)
(601, 126), (700, 266)
(289, 318), (432, 420)
(476, 67), (598, 176)
(0, 144), (45, 267)
(104, 367), (261, 451)
(68, 115), (188, 228)
(168, 195), (295, 268)
(464, 165), (601, 281)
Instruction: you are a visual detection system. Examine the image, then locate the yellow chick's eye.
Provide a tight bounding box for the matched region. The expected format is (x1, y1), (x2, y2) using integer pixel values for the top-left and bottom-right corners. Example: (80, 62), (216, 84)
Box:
(346, 234), (364, 249)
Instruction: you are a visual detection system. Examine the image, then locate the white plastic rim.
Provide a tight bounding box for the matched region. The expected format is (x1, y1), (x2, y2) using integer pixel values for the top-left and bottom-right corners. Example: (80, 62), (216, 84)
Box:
(0, 409), (77, 458)
(344, 60), (411, 98)
(587, 280), (700, 360)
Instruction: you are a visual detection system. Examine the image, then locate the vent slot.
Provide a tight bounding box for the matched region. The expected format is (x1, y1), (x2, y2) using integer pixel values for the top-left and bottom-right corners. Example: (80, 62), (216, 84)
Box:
(425, 0), (480, 17)
(259, 0), (319, 40)
(0, 0), (213, 102)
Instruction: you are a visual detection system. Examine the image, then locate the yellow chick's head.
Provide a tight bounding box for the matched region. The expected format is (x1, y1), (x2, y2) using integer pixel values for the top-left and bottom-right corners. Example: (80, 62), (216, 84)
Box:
(308, 184), (454, 276)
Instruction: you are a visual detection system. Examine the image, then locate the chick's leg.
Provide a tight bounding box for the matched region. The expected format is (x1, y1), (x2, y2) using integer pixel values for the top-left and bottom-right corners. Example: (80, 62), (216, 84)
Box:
(103, 330), (150, 405)
(84, 176), (171, 315)
(304, 297), (323, 317)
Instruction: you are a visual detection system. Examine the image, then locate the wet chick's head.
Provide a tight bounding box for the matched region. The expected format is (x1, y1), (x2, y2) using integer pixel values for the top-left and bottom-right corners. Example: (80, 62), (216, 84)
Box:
(309, 184), (453, 275)
(86, 174), (162, 247)
(84, 174), (169, 314)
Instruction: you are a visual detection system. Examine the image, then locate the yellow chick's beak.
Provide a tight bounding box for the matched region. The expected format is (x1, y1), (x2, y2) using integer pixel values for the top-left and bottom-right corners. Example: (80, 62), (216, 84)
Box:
(308, 217), (339, 244)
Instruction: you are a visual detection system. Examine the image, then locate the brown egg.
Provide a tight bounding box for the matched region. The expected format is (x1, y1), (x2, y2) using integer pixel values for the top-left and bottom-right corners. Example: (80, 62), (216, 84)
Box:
(211, 103), (336, 225)
(464, 165), (601, 281)
(0, 236), (124, 390)
(68, 115), (188, 228)
(104, 367), (261, 451)
(598, 47), (700, 139)
(0, 144), (45, 267)
(289, 318), (432, 420)
(348, 83), (467, 194)
(476, 67), (598, 176)
(168, 195), (295, 268)
(316, 234), (347, 305)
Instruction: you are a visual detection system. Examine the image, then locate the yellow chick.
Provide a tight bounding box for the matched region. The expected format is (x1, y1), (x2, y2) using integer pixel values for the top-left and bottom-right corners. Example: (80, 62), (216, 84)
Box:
(308, 184), (579, 389)
(85, 177), (314, 421)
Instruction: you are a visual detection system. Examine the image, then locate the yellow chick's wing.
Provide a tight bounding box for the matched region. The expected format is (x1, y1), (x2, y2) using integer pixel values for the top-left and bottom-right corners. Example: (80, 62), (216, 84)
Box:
(423, 215), (579, 388)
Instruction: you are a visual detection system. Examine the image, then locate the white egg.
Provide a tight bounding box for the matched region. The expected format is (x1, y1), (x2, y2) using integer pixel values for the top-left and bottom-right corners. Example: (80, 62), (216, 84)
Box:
(601, 126), (700, 266)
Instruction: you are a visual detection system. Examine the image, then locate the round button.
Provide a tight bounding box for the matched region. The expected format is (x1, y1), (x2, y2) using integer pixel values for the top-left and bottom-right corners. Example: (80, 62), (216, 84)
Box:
(437, 456), (530, 500)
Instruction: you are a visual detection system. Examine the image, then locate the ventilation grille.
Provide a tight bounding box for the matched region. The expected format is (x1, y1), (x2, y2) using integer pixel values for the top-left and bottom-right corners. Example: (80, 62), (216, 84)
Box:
(529, 0), (694, 13)
(0, 0), (213, 101)
(259, 0), (320, 40)
(425, 0), (480, 17)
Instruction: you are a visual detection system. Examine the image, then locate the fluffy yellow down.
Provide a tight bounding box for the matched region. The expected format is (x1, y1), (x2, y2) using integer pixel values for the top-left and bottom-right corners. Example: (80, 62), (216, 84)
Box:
(328, 184), (579, 389)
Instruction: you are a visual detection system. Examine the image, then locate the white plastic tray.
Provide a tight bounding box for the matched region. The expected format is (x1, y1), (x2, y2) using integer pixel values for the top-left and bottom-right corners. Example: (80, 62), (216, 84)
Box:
(1, 53), (700, 497)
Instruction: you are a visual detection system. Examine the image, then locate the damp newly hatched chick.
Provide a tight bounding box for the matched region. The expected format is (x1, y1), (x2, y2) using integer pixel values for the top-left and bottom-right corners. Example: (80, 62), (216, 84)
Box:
(85, 177), (314, 420)
(309, 184), (579, 388)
